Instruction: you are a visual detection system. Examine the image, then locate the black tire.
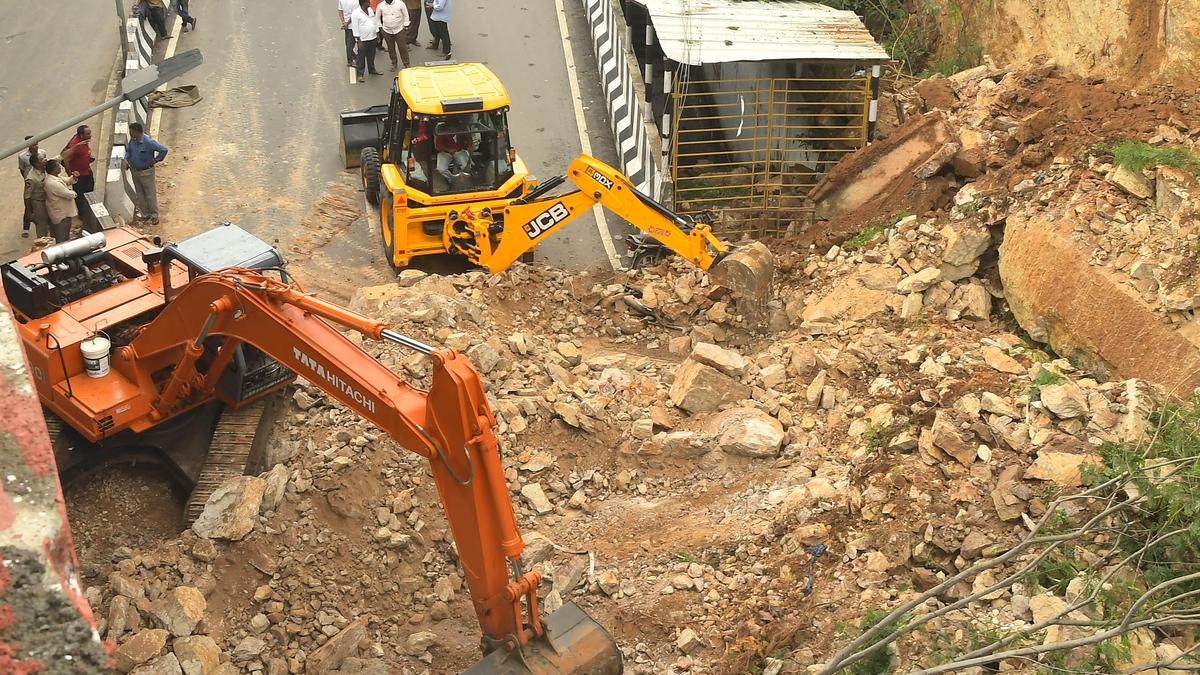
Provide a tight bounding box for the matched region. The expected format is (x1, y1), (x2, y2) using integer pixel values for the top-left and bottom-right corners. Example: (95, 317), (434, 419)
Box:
(631, 249), (661, 270)
(361, 147), (381, 207)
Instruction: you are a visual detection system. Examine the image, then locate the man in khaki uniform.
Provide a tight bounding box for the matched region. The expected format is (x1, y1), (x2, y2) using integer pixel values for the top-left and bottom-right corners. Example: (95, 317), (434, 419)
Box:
(24, 154), (50, 239)
(403, 0), (423, 46)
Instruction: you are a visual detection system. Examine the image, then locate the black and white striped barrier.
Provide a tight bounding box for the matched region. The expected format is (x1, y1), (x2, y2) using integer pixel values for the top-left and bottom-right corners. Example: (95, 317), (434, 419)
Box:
(104, 9), (172, 224)
(583, 0), (667, 200)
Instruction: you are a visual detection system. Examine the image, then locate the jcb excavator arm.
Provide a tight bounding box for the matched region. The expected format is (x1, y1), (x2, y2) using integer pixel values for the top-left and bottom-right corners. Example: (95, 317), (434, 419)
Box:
(116, 270), (621, 673)
(484, 155), (728, 274)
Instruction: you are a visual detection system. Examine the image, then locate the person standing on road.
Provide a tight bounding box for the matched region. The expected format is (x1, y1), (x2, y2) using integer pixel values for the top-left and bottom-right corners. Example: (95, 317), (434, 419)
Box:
(146, 0), (172, 40)
(43, 160), (78, 243)
(351, 0), (382, 83)
(17, 137), (47, 238)
(60, 126), (95, 223)
(23, 153), (50, 239)
(177, 0), (197, 31)
(378, 0), (411, 70)
(338, 0), (358, 66)
(125, 123), (169, 225)
(403, 0), (423, 46)
(426, 0), (451, 59)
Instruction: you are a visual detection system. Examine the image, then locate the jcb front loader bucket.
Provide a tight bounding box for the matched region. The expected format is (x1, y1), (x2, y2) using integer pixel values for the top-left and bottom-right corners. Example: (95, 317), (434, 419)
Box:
(338, 104), (388, 169)
(710, 240), (775, 326)
(463, 603), (623, 675)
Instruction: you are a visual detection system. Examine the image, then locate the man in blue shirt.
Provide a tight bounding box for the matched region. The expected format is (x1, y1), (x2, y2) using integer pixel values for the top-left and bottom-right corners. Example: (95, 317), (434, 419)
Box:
(125, 122), (169, 225)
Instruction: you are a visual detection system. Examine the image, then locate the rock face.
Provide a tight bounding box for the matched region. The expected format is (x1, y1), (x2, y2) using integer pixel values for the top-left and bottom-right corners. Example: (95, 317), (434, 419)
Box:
(192, 476), (266, 541)
(669, 359), (750, 414)
(1000, 212), (1200, 396)
(707, 408), (785, 458)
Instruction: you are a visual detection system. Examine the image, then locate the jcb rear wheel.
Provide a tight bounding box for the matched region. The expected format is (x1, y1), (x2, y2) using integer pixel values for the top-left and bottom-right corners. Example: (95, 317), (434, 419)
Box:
(361, 147), (381, 207)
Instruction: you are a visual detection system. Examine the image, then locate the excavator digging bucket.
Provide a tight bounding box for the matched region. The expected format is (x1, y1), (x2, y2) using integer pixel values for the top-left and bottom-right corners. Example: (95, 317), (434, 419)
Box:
(463, 603), (623, 675)
(710, 241), (776, 325)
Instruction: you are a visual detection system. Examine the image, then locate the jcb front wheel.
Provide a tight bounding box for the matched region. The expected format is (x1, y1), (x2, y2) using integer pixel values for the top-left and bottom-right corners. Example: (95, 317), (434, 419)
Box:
(361, 147), (381, 207)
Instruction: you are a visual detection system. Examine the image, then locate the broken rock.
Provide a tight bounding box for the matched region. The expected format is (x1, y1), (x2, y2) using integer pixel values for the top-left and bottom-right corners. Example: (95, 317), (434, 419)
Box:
(306, 618), (368, 673)
(707, 408), (785, 458)
(149, 586), (206, 637)
(116, 629), (169, 673)
(520, 483), (555, 515)
(1039, 382), (1088, 418)
(192, 476), (265, 541)
(669, 359), (750, 414)
(173, 635), (220, 675)
(1023, 450), (1103, 487)
(689, 342), (747, 377)
(941, 222), (991, 266)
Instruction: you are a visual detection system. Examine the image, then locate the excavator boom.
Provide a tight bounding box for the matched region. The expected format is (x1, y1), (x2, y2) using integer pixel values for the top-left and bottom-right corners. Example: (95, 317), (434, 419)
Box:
(468, 155), (774, 316)
(125, 269), (622, 674)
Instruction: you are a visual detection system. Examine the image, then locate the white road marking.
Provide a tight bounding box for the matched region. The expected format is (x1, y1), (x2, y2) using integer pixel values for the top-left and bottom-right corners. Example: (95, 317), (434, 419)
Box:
(148, 14), (184, 138)
(554, 0), (620, 271)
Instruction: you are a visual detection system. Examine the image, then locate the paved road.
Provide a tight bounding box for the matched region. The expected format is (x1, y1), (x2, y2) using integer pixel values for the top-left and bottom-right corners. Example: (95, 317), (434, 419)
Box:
(154, 0), (623, 300)
(0, 3), (120, 262)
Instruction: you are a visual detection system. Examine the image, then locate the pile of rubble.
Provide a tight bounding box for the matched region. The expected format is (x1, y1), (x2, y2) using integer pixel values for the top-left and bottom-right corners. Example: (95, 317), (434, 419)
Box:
(76, 61), (1200, 674)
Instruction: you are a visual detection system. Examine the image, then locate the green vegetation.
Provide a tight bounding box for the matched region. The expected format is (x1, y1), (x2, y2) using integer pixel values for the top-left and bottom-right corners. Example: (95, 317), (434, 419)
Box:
(843, 211), (912, 250)
(843, 223), (887, 251)
(863, 421), (905, 450)
(1025, 368), (1063, 398)
(809, 0), (984, 75)
(1091, 396), (1200, 590)
(847, 608), (910, 675)
(1111, 139), (1200, 174)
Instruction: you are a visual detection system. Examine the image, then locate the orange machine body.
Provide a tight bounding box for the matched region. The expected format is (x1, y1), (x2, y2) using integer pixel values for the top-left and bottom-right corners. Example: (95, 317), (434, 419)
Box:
(0, 225), (591, 663)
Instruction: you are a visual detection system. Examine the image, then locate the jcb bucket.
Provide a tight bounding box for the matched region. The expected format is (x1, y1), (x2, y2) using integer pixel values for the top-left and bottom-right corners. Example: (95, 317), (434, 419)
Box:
(463, 603), (623, 674)
(338, 104), (388, 169)
(710, 240), (775, 326)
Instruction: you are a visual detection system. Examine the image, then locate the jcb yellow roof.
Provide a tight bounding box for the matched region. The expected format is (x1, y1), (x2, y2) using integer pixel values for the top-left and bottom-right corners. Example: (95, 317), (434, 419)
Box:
(398, 63), (510, 115)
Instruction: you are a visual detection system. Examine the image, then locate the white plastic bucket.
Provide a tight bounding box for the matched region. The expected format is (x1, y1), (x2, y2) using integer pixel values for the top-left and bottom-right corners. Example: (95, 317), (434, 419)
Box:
(80, 336), (111, 378)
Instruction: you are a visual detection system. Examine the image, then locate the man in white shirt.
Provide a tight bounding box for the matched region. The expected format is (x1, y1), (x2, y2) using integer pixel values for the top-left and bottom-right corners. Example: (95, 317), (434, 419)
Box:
(377, 0), (411, 70)
(338, 0), (359, 67)
(350, 0), (382, 83)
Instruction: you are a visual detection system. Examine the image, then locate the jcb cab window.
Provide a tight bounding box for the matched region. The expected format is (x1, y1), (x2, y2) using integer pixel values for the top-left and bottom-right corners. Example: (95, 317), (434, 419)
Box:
(401, 110), (513, 195)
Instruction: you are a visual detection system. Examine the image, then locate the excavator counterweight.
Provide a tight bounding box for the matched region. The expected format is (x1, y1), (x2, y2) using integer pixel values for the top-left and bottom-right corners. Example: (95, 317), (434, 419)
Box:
(1, 224), (622, 674)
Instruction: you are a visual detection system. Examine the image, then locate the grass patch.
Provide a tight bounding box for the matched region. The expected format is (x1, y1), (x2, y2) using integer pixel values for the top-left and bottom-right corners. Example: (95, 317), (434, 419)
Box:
(843, 223), (887, 251)
(1111, 140), (1200, 174)
(843, 211), (912, 251)
(847, 608), (910, 675)
(1025, 368), (1063, 398)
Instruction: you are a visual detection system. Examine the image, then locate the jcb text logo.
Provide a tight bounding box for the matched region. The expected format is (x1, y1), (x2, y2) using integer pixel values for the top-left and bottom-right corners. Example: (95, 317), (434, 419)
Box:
(524, 202), (570, 240)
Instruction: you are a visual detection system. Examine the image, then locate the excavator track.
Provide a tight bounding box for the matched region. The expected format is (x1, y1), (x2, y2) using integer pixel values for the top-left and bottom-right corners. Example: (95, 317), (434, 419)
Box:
(185, 400), (268, 524)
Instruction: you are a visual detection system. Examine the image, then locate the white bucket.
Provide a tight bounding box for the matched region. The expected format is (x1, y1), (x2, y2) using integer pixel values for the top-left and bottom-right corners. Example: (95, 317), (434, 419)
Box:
(80, 336), (111, 379)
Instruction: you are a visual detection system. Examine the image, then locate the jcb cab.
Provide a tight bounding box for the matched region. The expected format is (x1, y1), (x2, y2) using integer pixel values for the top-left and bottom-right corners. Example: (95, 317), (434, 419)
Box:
(340, 62), (538, 269)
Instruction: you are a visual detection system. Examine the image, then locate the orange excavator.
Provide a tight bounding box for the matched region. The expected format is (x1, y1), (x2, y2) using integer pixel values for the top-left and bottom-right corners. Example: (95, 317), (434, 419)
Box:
(0, 224), (621, 674)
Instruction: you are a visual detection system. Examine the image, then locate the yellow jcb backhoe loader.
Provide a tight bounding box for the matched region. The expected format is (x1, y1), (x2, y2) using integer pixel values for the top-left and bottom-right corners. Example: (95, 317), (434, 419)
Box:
(339, 62), (773, 309)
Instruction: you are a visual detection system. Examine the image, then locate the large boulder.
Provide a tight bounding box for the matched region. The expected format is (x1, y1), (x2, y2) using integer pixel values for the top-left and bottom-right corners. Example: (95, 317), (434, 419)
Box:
(173, 635), (220, 675)
(706, 408), (785, 458)
(150, 587), (206, 637)
(116, 629), (169, 673)
(669, 359), (750, 414)
(1000, 211), (1200, 396)
(192, 477), (265, 541)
